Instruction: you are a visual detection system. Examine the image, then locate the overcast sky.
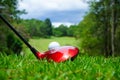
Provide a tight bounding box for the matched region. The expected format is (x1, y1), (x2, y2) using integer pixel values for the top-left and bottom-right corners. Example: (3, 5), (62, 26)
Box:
(18, 0), (89, 27)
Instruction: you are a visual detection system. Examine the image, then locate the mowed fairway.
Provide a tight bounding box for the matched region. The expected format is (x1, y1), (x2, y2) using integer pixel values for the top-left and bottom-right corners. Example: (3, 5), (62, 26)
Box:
(0, 37), (120, 80)
(30, 37), (78, 51)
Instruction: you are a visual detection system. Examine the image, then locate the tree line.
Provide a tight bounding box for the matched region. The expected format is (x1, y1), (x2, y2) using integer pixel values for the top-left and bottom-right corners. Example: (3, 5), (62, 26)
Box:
(18, 19), (77, 38)
(75, 0), (120, 56)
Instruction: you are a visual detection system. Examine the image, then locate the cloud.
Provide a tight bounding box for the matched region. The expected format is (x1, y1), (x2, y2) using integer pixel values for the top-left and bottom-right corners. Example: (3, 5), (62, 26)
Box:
(19, 0), (88, 11)
(40, 10), (86, 23)
(18, 0), (89, 26)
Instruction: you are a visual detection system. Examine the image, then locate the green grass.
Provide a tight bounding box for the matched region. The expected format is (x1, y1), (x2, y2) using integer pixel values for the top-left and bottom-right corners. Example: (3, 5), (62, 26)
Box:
(30, 37), (78, 51)
(0, 37), (120, 80)
(23, 37), (78, 53)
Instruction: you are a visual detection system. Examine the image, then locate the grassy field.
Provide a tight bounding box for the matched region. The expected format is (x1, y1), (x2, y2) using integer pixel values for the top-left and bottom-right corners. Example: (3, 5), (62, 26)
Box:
(30, 37), (78, 51)
(23, 37), (78, 54)
(0, 37), (120, 80)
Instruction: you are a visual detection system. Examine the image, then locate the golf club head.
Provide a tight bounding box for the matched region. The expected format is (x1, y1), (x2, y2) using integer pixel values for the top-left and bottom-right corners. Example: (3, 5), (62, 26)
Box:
(37, 46), (79, 62)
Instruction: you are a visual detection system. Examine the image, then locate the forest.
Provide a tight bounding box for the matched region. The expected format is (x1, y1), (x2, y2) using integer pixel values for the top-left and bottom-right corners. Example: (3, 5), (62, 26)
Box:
(0, 0), (120, 57)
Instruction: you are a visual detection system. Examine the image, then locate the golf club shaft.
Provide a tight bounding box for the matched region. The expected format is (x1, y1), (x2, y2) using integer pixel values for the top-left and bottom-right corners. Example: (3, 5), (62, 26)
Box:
(0, 14), (39, 56)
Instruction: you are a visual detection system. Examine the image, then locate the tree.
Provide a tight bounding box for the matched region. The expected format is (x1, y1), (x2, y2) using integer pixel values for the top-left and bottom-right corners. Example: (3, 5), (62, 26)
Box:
(53, 24), (68, 37)
(19, 19), (44, 38)
(0, 0), (25, 54)
(67, 25), (77, 37)
(40, 18), (52, 38)
(75, 13), (103, 55)
(18, 18), (53, 38)
(53, 27), (63, 37)
(91, 0), (120, 56)
(111, 0), (119, 56)
(0, 0), (25, 19)
(76, 0), (120, 56)
(45, 18), (52, 36)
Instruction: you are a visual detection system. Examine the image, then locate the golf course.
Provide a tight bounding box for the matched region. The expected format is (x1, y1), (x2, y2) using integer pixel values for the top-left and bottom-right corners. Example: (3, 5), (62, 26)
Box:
(0, 37), (120, 80)
(0, 0), (120, 79)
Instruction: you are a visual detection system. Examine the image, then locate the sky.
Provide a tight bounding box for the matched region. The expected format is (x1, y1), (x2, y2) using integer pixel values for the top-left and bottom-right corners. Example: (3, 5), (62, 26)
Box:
(18, 0), (89, 27)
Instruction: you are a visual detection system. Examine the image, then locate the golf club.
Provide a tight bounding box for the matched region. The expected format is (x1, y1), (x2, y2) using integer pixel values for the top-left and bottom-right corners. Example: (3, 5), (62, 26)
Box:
(0, 14), (79, 62)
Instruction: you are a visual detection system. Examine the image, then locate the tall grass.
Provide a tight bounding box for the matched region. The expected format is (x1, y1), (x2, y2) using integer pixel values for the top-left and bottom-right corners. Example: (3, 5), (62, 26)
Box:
(0, 54), (120, 80)
(0, 37), (120, 80)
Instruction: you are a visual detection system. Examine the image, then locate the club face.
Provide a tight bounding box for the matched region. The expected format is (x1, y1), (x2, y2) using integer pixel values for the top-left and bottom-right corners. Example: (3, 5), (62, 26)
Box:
(45, 46), (79, 62)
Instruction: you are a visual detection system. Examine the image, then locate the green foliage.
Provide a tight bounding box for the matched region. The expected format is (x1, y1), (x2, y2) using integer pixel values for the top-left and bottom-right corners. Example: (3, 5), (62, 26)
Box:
(67, 25), (77, 37)
(0, 25), (23, 55)
(40, 18), (52, 38)
(0, 54), (120, 80)
(0, 25), (8, 52)
(53, 24), (77, 37)
(20, 19), (43, 37)
(0, 37), (120, 79)
(20, 19), (77, 38)
(0, 0), (25, 55)
(12, 21), (30, 41)
(0, 0), (26, 19)
(76, 0), (120, 56)
(53, 28), (63, 37)
(115, 26), (120, 55)
(44, 18), (53, 36)
(6, 33), (22, 55)
(53, 24), (68, 37)
(19, 18), (53, 38)
(75, 13), (104, 55)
